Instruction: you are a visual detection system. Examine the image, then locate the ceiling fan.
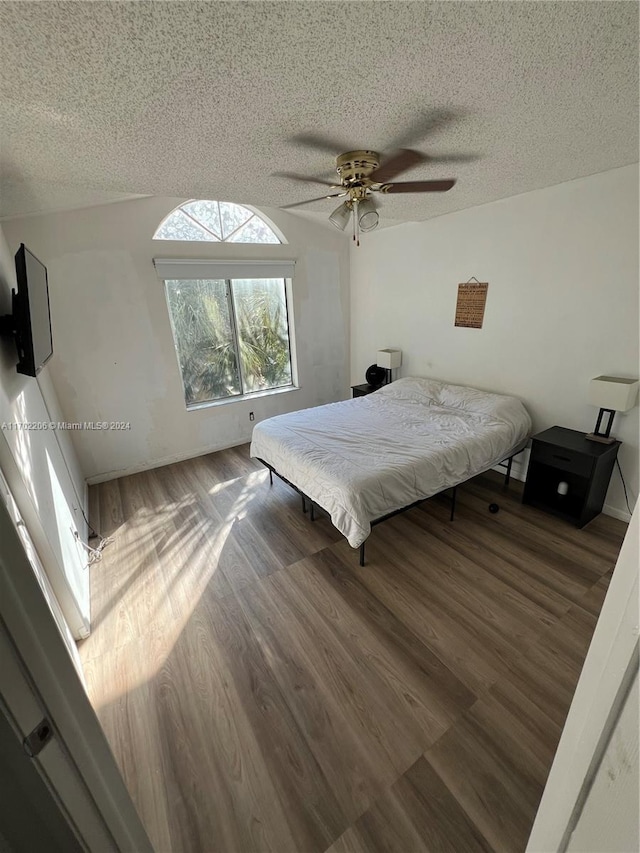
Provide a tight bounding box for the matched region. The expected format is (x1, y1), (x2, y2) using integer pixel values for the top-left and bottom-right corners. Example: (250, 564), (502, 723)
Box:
(275, 144), (460, 245)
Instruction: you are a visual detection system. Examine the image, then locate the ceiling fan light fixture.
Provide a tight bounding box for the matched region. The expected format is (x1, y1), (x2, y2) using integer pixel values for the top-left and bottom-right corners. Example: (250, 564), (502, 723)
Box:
(288, 143), (459, 245)
(328, 201), (351, 230)
(358, 199), (379, 232)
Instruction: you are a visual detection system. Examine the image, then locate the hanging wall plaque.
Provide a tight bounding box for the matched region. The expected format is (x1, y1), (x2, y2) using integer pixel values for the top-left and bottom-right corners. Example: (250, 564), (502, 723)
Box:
(455, 280), (488, 329)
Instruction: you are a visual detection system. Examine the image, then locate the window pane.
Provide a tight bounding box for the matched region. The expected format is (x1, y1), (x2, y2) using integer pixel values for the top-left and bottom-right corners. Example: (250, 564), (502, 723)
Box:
(218, 202), (253, 239)
(232, 279), (292, 393)
(180, 201), (223, 239)
(155, 210), (219, 241)
(165, 279), (241, 405)
(227, 217), (280, 244)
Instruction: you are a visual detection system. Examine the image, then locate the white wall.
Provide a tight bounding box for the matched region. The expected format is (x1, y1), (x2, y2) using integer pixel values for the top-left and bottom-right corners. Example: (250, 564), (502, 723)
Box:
(2, 200), (350, 482)
(350, 164), (639, 518)
(0, 225), (89, 636)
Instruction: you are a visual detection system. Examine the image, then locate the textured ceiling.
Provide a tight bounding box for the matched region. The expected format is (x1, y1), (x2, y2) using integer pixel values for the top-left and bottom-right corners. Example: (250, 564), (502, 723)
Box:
(0, 1), (638, 222)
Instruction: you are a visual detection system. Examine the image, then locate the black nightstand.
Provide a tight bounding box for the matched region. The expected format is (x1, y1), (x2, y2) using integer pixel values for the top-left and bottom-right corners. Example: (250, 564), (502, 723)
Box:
(522, 426), (620, 528)
(351, 383), (381, 398)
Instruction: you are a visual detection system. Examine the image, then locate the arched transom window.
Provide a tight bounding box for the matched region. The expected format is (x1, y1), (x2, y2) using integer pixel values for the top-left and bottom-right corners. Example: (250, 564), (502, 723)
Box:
(154, 200), (281, 244)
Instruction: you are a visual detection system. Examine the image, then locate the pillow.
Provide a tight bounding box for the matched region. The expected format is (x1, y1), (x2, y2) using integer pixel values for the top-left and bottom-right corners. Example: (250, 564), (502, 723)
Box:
(375, 376), (528, 423)
(374, 376), (444, 406)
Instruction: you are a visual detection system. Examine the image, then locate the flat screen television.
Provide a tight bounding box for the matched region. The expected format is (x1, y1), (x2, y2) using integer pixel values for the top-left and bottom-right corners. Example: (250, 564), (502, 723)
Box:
(0, 244), (53, 377)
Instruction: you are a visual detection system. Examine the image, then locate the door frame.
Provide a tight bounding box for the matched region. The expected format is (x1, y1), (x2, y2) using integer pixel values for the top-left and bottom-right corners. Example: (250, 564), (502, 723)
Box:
(526, 507), (638, 852)
(0, 496), (153, 852)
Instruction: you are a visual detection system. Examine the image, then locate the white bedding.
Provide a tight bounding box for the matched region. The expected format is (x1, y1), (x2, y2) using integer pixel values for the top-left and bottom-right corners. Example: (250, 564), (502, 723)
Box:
(250, 377), (532, 548)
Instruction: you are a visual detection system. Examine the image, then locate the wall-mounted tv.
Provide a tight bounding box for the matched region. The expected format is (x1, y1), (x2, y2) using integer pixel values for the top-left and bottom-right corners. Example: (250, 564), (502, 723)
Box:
(0, 244), (53, 377)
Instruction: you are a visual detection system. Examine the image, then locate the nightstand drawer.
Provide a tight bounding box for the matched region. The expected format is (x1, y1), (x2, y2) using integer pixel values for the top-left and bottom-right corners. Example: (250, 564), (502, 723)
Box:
(531, 442), (593, 477)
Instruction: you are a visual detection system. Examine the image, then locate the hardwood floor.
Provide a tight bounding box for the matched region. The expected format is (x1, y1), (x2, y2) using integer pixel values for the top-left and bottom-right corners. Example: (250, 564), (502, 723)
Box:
(80, 446), (627, 853)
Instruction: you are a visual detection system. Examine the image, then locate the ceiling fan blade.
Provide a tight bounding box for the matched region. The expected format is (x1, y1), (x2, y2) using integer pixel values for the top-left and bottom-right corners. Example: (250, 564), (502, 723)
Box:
(381, 179), (456, 193)
(289, 132), (352, 155)
(281, 193), (345, 209)
(369, 149), (426, 183)
(272, 171), (337, 187)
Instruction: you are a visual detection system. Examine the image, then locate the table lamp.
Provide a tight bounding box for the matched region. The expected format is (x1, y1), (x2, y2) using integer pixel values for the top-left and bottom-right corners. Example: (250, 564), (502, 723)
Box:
(586, 376), (639, 443)
(377, 349), (402, 384)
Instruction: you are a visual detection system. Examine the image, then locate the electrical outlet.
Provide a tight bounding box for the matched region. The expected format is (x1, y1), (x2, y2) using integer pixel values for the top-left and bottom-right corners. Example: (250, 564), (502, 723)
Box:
(249, 412), (255, 421)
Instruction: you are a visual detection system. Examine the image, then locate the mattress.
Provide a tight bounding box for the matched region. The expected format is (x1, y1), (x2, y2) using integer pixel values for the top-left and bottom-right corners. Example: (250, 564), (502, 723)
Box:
(250, 377), (532, 548)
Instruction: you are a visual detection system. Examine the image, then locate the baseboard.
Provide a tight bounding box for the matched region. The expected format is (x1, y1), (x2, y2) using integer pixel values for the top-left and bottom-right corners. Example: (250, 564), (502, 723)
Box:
(86, 437), (252, 485)
(602, 503), (632, 523)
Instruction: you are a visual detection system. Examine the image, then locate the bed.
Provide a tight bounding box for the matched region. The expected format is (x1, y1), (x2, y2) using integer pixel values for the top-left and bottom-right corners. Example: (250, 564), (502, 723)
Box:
(250, 377), (532, 562)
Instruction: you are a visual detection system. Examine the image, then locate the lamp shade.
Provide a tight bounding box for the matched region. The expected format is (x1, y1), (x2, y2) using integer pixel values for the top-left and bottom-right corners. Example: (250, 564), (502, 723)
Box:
(589, 376), (639, 412)
(377, 348), (402, 369)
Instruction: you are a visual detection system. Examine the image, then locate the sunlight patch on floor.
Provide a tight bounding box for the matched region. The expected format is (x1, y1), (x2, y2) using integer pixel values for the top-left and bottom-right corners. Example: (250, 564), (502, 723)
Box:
(84, 471), (268, 707)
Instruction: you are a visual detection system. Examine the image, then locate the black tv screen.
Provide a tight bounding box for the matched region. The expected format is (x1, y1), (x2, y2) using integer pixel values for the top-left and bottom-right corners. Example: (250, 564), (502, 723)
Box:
(14, 244), (53, 377)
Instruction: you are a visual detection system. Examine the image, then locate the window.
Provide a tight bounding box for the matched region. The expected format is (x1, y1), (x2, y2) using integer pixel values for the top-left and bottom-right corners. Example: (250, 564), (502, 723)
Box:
(154, 200), (281, 244)
(154, 260), (295, 408)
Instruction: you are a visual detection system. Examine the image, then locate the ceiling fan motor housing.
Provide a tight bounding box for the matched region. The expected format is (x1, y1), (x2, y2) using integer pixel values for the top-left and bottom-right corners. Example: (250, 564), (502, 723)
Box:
(335, 150), (380, 185)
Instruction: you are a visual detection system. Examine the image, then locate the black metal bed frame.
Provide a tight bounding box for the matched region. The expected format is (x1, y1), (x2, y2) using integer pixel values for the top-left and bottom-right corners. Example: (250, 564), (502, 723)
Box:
(257, 448), (524, 566)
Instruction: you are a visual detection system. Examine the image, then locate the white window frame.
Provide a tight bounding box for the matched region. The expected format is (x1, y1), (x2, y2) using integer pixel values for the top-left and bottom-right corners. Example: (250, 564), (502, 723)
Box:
(154, 258), (298, 410)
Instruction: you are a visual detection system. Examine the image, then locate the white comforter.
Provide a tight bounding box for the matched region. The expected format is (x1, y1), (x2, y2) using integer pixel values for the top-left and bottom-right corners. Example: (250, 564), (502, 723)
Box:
(250, 377), (532, 548)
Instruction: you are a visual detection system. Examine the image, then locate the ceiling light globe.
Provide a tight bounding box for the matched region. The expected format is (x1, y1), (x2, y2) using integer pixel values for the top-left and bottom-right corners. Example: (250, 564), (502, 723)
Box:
(359, 209), (379, 232)
(358, 198), (379, 232)
(328, 201), (351, 230)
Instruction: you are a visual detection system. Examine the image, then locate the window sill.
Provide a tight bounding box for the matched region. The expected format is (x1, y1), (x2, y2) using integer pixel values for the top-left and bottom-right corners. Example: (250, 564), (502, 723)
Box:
(186, 384), (300, 413)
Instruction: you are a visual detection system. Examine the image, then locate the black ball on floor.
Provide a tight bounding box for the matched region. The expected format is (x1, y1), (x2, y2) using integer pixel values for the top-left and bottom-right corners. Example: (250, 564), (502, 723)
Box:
(489, 503), (500, 514)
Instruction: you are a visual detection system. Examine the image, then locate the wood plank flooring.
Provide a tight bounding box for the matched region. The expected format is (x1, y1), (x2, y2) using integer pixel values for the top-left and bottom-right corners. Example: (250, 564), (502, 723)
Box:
(79, 446), (627, 853)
